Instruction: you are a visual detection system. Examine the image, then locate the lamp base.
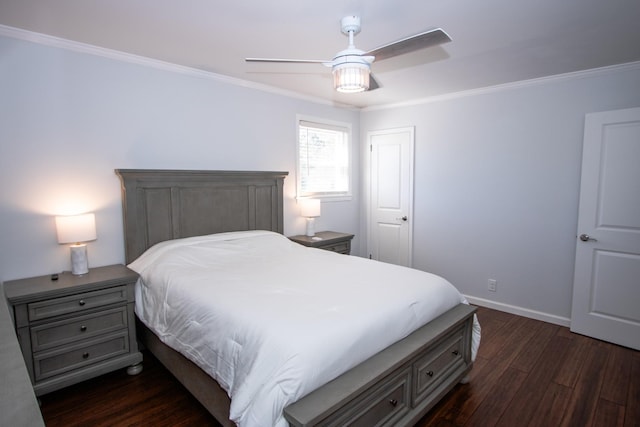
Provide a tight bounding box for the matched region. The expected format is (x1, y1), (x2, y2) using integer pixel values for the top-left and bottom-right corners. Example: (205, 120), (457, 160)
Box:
(70, 244), (89, 275)
(305, 218), (316, 237)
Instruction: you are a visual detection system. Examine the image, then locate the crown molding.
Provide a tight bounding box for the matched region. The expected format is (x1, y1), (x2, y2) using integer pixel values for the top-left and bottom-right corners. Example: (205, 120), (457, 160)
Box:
(0, 24), (358, 110)
(364, 60), (640, 112)
(4, 24), (637, 113)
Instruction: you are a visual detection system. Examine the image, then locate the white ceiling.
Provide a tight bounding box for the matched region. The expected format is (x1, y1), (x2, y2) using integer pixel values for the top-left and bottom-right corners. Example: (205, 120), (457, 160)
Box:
(2, 0), (640, 109)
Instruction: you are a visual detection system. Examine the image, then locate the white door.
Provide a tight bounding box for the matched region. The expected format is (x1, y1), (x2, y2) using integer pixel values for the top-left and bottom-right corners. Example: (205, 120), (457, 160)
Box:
(368, 127), (414, 266)
(570, 107), (640, 350)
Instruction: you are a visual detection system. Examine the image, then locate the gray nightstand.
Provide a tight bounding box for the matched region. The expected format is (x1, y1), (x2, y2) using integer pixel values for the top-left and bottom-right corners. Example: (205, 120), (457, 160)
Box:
(4, 264), (143, 396)
(288, 231), (355, 254)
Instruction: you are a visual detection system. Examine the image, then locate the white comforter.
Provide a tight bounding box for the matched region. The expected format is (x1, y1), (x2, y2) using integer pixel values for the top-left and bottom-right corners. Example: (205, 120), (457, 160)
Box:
(129, 230), (480, 427)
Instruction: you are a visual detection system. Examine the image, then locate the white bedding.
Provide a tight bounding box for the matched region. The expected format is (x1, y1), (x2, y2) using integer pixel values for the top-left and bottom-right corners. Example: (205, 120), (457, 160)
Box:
(129, 230), (480, 427)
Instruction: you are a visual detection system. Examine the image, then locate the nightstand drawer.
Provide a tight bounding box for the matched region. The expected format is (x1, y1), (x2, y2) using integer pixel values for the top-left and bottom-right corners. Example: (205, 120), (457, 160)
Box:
(28, 286), (127, 322)
(320, 241), (350, 254)
(34, 331), (130, 381)
(5, 265), (143, 396)
(289, 231), (354, 255)
(30, 306), (128, 352)
(413, 325), (465, 404)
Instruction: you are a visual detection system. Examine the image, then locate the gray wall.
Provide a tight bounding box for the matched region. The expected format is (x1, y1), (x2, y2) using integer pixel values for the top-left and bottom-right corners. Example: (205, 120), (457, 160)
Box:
(0, 34), (360, 280)
(3, 29), (640, 325)
(360, 63), (640, 323)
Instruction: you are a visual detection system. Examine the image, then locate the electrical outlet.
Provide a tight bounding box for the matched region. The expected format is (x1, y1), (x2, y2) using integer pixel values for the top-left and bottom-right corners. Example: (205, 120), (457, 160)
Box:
(488, 279), (497, 292)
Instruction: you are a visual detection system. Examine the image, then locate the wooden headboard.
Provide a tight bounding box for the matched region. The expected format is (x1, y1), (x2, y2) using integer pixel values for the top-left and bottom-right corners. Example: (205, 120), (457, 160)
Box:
(116, 169), (288, 264)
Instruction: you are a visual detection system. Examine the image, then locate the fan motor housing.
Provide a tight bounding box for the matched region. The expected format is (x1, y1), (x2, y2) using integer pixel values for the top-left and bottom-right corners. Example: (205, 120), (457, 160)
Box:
(341, 15), (361, 35)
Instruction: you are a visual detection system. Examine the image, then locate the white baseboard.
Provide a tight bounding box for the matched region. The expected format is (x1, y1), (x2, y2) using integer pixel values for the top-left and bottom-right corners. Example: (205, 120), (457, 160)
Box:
(464, 295), (571, 327)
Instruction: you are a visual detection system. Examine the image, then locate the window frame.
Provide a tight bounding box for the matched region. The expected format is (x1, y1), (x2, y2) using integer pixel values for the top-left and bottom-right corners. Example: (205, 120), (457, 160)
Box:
(295, 115), (353, 201)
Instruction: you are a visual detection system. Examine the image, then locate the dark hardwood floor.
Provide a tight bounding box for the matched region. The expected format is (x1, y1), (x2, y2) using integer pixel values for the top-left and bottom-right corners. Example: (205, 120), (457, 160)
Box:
(39, 306), (640, 426)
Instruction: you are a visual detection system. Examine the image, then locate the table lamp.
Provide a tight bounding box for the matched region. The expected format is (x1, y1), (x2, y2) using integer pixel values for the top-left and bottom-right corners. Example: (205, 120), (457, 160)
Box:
(55, 213), (97, 275)
(300, 199), (321, 237)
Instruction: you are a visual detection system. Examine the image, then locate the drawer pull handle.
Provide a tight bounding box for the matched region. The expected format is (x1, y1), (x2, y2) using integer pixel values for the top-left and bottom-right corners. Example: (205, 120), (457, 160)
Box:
(78, 300), (86, 306)
(80, 325), (87, 332)
(426, 370), (434, 377)
(452, 350), (460, 356)
(389, 399), (398, 407)
(82, 352), (90, 359)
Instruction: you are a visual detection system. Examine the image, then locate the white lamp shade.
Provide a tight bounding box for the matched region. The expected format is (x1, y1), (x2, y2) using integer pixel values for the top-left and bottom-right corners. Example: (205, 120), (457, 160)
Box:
(55, 213), (97, 244)
(300, 199), (321, 218)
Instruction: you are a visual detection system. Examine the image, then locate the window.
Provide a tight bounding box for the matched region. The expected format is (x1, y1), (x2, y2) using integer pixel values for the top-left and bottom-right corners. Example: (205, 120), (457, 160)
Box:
(297, 117), (352, 200)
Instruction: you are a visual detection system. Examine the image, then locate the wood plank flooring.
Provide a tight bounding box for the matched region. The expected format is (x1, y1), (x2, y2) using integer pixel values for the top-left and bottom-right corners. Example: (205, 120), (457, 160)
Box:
(39, 306), (640, 426)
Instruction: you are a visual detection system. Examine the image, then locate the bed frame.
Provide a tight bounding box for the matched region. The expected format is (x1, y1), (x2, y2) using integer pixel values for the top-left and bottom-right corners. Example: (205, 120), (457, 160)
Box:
(116, 169), (475, 427)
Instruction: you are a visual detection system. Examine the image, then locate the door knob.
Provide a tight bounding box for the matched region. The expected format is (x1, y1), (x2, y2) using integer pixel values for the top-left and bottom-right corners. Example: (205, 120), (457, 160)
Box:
(579, 234), (597, 242)
(395, 216), (408, 221)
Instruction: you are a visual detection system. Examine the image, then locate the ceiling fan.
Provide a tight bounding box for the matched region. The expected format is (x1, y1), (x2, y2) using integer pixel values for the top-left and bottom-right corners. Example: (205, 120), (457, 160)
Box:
(246, 16), (451, 93)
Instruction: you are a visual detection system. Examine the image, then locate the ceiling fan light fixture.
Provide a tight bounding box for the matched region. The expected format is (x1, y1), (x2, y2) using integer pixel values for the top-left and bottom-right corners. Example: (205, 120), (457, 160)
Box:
(246, 16), (451, 96)
(333, 62), (370, 93)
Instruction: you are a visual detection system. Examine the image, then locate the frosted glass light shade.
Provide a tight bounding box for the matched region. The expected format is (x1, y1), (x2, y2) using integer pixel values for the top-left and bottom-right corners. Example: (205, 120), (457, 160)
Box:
(333, 63), (370, 93)
(55, 213), (97, 244)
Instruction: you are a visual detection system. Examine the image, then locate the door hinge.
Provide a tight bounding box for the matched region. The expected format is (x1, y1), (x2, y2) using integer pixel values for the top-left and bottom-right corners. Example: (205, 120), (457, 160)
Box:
(370, 144), (373, 152)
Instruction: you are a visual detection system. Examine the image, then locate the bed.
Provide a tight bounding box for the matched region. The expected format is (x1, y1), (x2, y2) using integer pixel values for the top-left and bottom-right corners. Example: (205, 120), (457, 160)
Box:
(116, 169), (480, 427)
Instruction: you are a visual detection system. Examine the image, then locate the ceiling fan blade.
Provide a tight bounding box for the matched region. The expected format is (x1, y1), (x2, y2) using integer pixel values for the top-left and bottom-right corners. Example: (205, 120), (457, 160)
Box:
(368, 74), (381, 91)
(245, 58), (329, 64)
(365, 28), (451, 62)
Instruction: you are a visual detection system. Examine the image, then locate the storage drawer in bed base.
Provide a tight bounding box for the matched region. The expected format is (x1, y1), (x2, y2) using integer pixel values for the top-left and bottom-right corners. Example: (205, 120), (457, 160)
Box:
(284, 303), (476, 427)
